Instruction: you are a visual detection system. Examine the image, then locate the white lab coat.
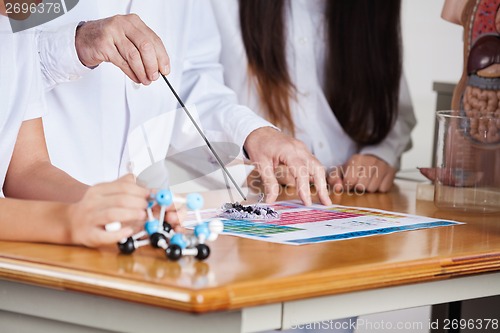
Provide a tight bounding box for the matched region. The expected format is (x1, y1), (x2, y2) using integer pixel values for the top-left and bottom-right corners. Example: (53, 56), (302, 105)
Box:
(0, 18), (46, 195)
(211, 0), (417, 170)
(38, 0), (273, 185)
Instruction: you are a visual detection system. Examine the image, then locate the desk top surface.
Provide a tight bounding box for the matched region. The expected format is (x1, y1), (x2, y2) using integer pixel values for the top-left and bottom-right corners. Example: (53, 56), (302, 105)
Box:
(1, 180), (499, 313)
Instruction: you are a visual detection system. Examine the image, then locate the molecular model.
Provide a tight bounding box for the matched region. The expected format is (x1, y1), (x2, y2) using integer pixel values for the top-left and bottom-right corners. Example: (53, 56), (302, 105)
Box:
(219, 202), (280, 220)
(116, 190), (224, 261)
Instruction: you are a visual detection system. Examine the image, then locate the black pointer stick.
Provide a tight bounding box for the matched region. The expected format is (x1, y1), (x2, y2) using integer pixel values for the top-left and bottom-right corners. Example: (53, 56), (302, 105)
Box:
(161, 74), (247, 201)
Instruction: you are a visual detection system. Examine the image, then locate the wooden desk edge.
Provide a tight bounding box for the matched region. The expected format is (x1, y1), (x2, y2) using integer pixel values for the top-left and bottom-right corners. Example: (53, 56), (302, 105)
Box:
(2, 250), (500, 314)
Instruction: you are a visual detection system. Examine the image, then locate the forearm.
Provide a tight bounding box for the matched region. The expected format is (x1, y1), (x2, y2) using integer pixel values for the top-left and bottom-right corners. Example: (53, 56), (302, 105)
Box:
(4, 118), (89, 202)
(1, 175), (151, 248)
(0, 198), (71, 244)
(4, 160), (89, 203)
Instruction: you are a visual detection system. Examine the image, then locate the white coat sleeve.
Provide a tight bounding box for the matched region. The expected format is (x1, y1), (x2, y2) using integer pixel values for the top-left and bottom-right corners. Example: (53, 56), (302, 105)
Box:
(36, 22), (91, 92)
(177, 0), (275, 150)
(24, 72), (48, 120)
(359, 74), (417, 169)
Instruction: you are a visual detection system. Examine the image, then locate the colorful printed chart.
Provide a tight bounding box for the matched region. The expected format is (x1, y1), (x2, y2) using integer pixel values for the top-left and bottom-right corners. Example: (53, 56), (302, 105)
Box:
(184, 201), (462, 245)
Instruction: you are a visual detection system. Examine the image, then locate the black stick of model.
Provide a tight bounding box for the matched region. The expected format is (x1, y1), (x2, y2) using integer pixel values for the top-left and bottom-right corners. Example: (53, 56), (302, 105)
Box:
(161, 74), (247, 201)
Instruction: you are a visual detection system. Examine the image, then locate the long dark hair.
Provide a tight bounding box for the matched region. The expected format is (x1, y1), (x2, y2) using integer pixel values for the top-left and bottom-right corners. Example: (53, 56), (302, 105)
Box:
(240, 0), (402, 144)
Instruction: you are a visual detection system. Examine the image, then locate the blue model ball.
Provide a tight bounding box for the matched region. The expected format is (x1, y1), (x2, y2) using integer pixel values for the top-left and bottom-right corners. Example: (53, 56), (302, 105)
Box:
(186, 193), (204, 210)
(156, 189), (173, 206)
(194, 223), (210, 239)
(145, 220), (160, 235)
(170, 234), (187, 249)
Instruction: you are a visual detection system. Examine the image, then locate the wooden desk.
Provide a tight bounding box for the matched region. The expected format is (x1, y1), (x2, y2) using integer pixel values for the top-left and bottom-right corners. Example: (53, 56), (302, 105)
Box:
(1, 180), (500, 333)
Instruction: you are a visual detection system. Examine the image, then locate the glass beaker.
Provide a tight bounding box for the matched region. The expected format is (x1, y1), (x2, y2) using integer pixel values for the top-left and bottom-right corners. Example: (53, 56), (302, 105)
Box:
(434, 110), (500, 213)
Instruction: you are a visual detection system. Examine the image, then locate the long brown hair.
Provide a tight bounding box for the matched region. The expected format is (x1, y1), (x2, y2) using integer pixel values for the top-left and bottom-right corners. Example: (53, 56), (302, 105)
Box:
(240, 0), (402, 144)
(239, 0), (296, 135)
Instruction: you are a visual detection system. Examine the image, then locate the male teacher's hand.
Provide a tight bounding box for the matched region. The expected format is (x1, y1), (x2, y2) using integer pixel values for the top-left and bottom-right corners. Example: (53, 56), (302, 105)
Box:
(244, 127), (332, 206)
(75, 14), (170, 85)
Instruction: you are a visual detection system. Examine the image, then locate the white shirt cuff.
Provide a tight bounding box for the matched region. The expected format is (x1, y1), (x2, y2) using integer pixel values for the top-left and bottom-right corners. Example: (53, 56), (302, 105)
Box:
(38, 21), (92, 90)
(226, 107), (279, 159)
(360, 144), (400, 169)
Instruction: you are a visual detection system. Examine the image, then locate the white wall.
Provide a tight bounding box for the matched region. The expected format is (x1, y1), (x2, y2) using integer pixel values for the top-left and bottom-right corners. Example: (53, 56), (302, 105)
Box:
(400, 0), (464, 170)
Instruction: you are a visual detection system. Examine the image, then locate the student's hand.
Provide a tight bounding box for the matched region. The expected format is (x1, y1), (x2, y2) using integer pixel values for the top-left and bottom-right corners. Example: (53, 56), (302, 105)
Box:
(164, 207), (185, 232)
(67, 174), (150, 247)
(340, 154), (395, 193)
(244, 127), (332, 206)
(150, 195), (186, 232)
(75, 14), (170, 85)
